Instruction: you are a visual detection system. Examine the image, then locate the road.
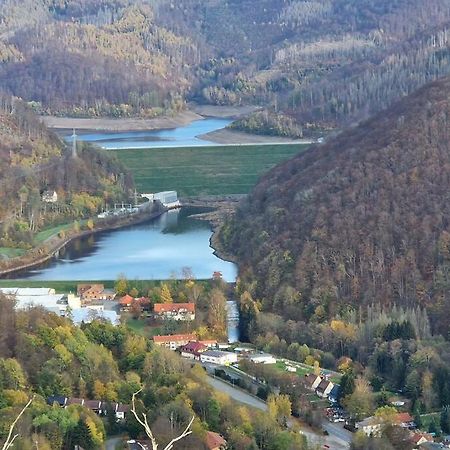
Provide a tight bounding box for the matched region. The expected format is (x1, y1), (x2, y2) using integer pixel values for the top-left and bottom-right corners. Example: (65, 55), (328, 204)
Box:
(206, 375), (351, 449)
(105, 436), (122, 450)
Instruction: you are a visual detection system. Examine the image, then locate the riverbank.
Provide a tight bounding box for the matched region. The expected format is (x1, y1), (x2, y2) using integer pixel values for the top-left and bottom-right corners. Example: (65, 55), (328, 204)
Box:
(182, 196), (242, 264)
(41, 110), (203, 131)
(0, 205), (165, 278)
(199, 127), (315, 145)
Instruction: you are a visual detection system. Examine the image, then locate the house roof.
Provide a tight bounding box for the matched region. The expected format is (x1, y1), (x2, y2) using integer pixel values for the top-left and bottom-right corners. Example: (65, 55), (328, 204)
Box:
(120, 294), (134, 305)
(153, 334), (196, 343)
(154, 303), (195, 313)
(205, 431), (227, 450)
(357, 416), (382, 428)
(84, 400), (102, 410)
(304, 374), (321, 386)
(181, 341), (207, 354)
(77, 284), (104, 294)
(202, 350), (234, 358)
(395, 412), (414, 424)
(47, 395), (67, 406)
(317, 379), (333, 392)
(116, 403), (130, 413)
(410, 433), (433, 444)
(199, 339), (218, 346)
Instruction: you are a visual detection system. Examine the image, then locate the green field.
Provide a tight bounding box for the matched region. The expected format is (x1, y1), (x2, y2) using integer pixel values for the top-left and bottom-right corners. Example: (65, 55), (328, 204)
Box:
(111, 143), (309, 196)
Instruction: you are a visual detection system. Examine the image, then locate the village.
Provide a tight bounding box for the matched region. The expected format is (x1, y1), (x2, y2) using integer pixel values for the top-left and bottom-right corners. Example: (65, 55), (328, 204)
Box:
(0, 283), (447, 450)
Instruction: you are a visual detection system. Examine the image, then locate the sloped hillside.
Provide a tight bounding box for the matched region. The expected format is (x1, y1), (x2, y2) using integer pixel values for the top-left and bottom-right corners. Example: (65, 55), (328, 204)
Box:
(221, 77), (450, 335)
(0, 95), (133, 250)
(3, 0), (450, 128)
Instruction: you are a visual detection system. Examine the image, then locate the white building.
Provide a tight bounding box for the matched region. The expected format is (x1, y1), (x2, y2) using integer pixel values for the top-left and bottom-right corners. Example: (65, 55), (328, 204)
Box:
(142, 191), (181, 209)
(200, 350), (238, 366)
(1, 287), (119, 326)
(42, 190), (58, 203)
(249, 353), (277, 364)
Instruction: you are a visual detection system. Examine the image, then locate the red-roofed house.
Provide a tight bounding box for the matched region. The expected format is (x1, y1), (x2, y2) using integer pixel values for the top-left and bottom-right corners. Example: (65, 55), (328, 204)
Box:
(395, 412), (415, 428)
(410, 432), (433, 446)
(205, 431), (227, 450)
(180, 341), (207, 360)
(153, 334), (196, 350)
(154, 303), (195, 321)
(119, 294), (135, 311)
(199, 339), (218, 348)
(77, 284), (115, 302)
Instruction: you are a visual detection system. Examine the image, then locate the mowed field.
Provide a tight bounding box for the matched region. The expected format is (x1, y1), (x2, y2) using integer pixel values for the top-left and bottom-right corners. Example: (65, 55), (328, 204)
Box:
(111, 143), (310, 196)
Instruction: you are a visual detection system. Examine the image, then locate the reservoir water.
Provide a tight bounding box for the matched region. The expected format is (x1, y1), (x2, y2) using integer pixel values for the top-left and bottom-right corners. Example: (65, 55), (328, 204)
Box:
(66, 118), (232, 149)
(18, 208), (237, 282)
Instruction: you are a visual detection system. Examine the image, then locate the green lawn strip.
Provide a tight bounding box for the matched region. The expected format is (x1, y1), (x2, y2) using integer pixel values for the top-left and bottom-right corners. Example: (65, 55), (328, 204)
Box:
(0, 248), (27, 259)
(419, 412), (440, 429)
(112, 143), (309, 196)
(34, 220), (88, 244)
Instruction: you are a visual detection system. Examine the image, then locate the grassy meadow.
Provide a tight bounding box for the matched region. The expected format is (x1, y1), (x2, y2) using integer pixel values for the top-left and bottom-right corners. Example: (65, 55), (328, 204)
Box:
(111, 143), (309, 196)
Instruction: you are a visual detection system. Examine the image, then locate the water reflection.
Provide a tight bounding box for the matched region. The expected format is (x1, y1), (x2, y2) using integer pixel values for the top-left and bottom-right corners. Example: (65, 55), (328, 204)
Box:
(16, 208), (237, 281)
(65, 118), (232, 149)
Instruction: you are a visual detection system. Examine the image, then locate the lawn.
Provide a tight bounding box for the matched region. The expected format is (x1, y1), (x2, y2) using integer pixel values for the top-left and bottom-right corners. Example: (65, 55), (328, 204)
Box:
(111, 143), (310, 196)
(34, 220), (87, 244)
(0, 247), (27, 259)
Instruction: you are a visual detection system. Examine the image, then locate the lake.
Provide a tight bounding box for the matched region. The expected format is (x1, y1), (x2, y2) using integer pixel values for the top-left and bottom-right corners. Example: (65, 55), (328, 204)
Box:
(17, 208), (237, 281)
(66, 118), (232, 149)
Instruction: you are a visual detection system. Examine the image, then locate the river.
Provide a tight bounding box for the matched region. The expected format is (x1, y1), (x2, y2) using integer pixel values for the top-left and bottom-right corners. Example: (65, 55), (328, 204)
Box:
(17, 208), (237, 281)
(66, 118), (232, 149)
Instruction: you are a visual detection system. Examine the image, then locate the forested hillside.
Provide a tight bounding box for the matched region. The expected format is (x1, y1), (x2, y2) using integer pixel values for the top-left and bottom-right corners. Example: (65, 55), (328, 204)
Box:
(2, 0), (450, 128)
(221, 76), (450, 336)
(217, 78), (450, 427)
(0, 94), (132, 251)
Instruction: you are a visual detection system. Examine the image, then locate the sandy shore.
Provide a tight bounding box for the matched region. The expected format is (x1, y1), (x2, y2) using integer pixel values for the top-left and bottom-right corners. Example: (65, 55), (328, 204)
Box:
(199, 128), (315, 145)
(41, 110), (203, 131)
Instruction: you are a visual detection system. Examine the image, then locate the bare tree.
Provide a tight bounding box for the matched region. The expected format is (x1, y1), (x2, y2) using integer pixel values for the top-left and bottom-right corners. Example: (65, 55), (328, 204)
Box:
(1, 396), (34, 450)
(131, 390), (194, 450)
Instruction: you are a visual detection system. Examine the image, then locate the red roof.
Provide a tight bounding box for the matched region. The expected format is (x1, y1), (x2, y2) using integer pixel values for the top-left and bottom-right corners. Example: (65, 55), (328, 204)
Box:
(181, 341), (207, 354)
(205, 431), (227, 450)
(153, 334), (196, 343)
(120, 294), (134, 305)
(410, 433), (433, 444)
(154, 303), (195, 313)
(395, 412), (414, 424)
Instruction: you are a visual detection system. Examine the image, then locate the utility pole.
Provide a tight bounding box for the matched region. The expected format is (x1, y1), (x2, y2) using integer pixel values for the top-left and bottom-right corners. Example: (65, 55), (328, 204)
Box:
(71, 128), (78, 158)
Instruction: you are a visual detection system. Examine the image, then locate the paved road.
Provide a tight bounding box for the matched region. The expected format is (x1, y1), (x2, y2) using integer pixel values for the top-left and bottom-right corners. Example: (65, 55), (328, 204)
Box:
(206, 376), (268, 411)
(105, 437), (122, 450)
(207, 375), (351, 449)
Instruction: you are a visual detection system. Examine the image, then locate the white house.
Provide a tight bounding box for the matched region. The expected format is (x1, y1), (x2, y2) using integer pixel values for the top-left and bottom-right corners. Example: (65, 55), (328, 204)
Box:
(316, 379), (335, 398)
(249, 353), (277, 364)
(154, 303), (195, 321)
(200, 350), (238, 366)
(153, 334), (197, 350)
(42, 190), (58, 203)
(356, 416), (383, 436)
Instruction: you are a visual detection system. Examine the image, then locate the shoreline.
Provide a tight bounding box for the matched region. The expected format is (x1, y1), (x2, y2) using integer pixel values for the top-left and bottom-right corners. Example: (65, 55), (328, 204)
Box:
(183, 196), (241, 264)
(41, 110), (203, 131)
(199, 128), (315, 145)
(0, 206), (166, 278)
